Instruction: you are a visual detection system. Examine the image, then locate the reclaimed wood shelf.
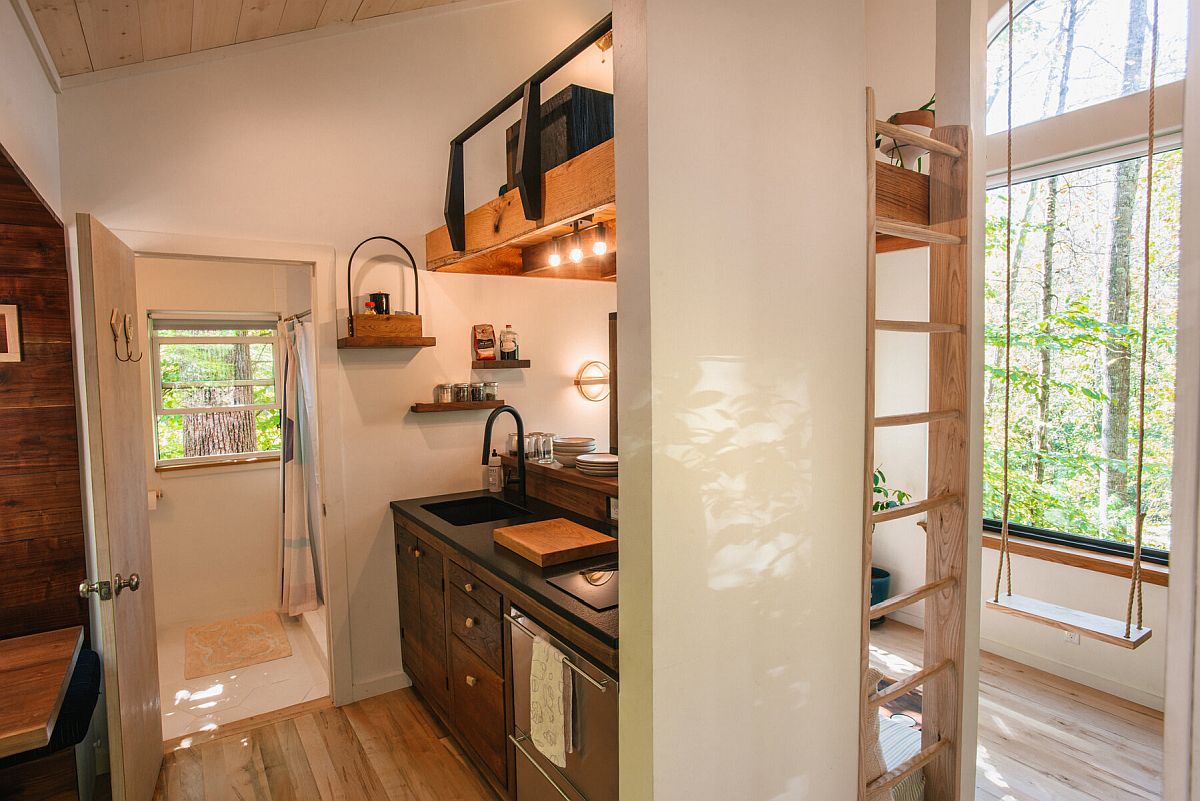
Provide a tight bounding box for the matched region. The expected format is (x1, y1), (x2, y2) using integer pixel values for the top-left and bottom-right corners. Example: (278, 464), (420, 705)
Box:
(410, 400), (505, 413)
(338, 336), (437, 349)
(425, 140), (616, 282)
(472, 360), (531, 369)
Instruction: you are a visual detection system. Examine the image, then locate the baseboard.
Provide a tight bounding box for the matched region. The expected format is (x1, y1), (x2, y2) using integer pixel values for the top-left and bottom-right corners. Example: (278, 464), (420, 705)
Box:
(979, 636), (1165, 711)
(351, 669), (412, 702)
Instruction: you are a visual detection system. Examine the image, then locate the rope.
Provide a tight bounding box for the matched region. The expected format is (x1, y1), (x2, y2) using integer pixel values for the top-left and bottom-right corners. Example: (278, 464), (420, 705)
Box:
(1126, 0), (1159, 639)
(993, 0), (1015, 604)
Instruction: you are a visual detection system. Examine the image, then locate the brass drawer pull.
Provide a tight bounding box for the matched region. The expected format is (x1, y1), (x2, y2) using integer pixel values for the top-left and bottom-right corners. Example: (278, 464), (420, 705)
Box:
(465, 675), (477, 687)
(412, 548), (422, 558)
(464, 617), (477, 629)
(464, 582), (474, 592)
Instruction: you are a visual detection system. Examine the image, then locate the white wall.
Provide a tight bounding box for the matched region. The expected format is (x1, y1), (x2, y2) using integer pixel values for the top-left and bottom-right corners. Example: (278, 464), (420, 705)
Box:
(867, 0), (1169, 709)
(0, 0), (61, 214)
(616, 0), (867, 797)
(57, 0), (614, 696)
(135, 256), (311, 629)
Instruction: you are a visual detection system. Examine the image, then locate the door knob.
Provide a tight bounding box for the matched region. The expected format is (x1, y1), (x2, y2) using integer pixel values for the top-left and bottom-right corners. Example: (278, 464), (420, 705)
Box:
(79, 580), (112, 601)
(464, 617), (477, 629)
(465, 675), (477, 687)
(114, 573), (141, 595)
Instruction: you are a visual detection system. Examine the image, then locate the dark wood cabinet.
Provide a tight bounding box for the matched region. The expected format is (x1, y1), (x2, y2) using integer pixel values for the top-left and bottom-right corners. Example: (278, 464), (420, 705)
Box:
(450, 635), (507, 784)
(395, 525), (449, 715)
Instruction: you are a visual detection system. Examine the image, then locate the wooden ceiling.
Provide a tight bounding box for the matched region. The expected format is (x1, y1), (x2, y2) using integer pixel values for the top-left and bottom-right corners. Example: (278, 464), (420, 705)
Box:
(26, 0), (466, 77)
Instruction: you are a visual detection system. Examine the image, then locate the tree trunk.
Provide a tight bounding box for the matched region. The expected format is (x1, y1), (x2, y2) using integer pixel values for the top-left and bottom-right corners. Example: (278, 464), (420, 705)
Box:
(1100, 0), (1147, 535)
(183, 343), (258, 457)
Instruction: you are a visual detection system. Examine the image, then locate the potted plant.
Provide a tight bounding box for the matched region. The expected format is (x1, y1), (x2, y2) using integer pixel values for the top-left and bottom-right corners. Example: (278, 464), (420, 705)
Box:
(870, 467), (911, 627)
(877, 95), (935, 172)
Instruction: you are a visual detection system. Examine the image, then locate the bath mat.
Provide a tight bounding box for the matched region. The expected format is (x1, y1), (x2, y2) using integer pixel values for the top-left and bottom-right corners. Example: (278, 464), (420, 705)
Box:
(184, 611), (293, 679)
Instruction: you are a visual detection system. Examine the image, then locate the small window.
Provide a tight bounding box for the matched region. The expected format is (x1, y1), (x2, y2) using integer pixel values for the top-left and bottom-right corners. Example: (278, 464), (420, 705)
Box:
(150, 314), (282, 468)
(986, 0), (1188, 133)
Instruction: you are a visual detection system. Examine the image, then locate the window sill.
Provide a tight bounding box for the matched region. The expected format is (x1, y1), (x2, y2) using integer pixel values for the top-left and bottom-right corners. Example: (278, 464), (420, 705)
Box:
(155, 454), (281, 473)
(981, 531), (1168, 587)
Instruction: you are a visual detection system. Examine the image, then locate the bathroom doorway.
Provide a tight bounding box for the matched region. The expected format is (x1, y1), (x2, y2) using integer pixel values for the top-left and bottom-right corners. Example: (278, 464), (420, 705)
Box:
(133, 252), (332, 746)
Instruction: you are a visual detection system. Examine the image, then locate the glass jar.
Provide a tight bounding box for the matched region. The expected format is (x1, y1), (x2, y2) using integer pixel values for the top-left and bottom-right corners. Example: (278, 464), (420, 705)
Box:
(453, 383), (471, 403)
(525, 432), (541, 458)
(434, 384), (453, 403)
(507, 432), (521, 455)
(537, 432), (556, 465)
(470, 382), (486, 401)
(483, 381), (499, 400)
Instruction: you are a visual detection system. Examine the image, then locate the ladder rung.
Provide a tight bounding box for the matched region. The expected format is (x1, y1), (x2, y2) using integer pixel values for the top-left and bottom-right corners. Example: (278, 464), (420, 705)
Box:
(875, 320), (963, 334)
(874, 410), (961, 428)
(874, 120), (963, 159)
(871, 492), (960, 524)
(865, 739), (950, 798)
(870, 577), (955, 619)
(876, 217), (962, 245)
(868, 659), (952, 708)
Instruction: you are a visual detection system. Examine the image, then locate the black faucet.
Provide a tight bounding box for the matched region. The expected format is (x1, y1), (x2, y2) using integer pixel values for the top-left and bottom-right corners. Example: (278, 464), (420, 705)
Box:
(483, 405), (526, 504)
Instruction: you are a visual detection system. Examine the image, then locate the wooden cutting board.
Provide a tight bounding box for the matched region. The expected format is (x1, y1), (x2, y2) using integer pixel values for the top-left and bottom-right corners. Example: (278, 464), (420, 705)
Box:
(493, 518), (617, 567)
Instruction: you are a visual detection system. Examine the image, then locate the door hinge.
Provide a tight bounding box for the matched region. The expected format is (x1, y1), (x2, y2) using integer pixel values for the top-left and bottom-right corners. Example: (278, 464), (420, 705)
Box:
(322, 503), (327, 516)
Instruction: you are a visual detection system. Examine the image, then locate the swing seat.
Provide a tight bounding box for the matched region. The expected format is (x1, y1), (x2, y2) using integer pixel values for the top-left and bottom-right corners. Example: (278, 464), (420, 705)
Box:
(986, 594), (1152, 650)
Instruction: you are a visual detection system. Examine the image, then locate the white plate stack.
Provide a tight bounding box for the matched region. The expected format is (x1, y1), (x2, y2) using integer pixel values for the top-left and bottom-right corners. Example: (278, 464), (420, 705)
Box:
(574, 452), (618, 478)
(553, 437), (597, 467)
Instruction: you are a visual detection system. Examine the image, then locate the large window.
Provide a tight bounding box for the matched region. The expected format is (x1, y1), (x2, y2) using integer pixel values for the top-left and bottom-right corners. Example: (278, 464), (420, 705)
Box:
(151, 314), (282, 467)
(986, 0), (1187, 133)
(983, 0), (1185, 560)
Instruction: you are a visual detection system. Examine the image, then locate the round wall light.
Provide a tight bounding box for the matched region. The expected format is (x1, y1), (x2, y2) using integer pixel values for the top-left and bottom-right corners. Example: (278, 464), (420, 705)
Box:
(574, 360), (610, 401)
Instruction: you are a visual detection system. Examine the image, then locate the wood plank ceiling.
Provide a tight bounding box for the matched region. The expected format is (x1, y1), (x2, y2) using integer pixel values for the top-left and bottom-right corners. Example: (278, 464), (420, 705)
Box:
(26, 0), (466, 77)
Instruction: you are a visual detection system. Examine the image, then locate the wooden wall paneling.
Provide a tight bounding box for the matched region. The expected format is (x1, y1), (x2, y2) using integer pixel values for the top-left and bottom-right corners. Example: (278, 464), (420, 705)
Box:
(315, 0), (364, 27)
(0, 533), (88, 638)
(0, 225), (69, 277)
(191, 0), (242, 50)
(0, 468), (84, 546)
(0, 276), (72, 344)
(140, 0), (195, 61)
(0, 341), (76, 408)
(0, 407), (80, 471)
(922, 125), (971, 801)
(276, 0), (326, 35)
(25, 0), (93, 77)
(75, 0), (145, 70)
(235, 0), (290, 42)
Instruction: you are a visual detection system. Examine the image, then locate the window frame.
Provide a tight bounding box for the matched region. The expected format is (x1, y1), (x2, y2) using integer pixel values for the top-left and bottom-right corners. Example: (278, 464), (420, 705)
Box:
(149, 312), (283, 469)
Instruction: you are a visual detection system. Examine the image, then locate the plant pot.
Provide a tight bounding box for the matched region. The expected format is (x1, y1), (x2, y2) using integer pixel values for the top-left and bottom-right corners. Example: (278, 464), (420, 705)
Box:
(870, 567), (892, 628)
(880, 109), (935, 171)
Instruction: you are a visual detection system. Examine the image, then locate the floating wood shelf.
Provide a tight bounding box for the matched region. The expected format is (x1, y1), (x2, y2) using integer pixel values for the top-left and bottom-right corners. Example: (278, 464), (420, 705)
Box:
(410, 401), (505, 413)
(472, 360), (531, 370)
(425, 140), (616, 282)
(338, 336), (437, 349)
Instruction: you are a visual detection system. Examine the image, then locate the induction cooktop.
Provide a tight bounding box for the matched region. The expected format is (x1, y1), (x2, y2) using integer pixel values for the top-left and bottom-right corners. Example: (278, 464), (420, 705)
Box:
(546, 562), (618, 612)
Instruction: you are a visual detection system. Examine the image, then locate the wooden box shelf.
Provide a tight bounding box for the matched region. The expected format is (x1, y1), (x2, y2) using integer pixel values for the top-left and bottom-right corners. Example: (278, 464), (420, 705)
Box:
(410, 401), (505, 413)
(472, 360), (530, 369)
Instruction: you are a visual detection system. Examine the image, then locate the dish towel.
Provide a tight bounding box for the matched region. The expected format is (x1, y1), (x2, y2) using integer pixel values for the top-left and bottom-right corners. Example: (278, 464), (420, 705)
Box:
(530, 635), (574, 768)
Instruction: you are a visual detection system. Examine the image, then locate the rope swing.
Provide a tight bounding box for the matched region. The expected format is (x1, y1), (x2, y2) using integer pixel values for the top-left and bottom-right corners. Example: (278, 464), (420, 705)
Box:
(988, 0), (1157, 649)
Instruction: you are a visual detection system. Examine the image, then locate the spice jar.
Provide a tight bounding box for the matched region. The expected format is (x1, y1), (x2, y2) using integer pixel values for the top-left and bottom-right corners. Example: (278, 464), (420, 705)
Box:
(435, 384), (453, 403)
(483, 381), (499, 401)
(470, 382), (486, 401)
(453, 383), (471, 403)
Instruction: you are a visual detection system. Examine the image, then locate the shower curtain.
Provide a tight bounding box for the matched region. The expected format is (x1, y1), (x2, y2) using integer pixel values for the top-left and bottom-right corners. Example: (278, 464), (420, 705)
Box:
(280, 319), (323, 616)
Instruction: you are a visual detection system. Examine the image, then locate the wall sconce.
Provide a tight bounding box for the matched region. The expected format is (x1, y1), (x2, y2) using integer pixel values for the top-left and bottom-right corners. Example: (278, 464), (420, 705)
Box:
(574, 360), (610, 401)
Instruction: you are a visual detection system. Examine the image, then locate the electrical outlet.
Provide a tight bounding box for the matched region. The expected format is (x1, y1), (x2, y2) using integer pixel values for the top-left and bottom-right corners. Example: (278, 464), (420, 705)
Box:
(1064, 630), (1080, 645)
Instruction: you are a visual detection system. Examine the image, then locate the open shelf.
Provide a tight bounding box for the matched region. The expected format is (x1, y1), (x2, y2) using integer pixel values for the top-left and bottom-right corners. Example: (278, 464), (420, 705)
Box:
(338, 336), (437, 349)
(425, 140), (616, 282)
(410, 400), (505, 413)
(472, 360), (530, 370)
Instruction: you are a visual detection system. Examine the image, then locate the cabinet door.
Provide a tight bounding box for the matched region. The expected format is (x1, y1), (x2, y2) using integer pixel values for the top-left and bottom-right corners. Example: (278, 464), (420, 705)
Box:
(395, 527), (427, 688)
(417, 546), (450, 713)
(450, 636), (507, 784)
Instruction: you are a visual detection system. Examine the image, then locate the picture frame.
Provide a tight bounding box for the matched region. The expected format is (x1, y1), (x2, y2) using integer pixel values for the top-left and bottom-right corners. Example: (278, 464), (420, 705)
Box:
(0, 305), (20, 363)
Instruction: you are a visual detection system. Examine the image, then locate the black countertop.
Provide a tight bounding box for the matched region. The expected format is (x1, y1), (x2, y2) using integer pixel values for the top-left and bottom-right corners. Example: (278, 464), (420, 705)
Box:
(390, 489), (619, 651)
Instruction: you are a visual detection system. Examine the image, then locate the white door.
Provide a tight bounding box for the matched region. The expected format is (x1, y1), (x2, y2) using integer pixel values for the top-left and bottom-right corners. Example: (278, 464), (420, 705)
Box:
(76, 214), (163, 800)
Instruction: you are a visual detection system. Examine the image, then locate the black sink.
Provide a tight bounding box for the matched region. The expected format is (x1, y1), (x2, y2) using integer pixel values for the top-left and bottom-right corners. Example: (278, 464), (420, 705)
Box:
(422, 496), (532, 526)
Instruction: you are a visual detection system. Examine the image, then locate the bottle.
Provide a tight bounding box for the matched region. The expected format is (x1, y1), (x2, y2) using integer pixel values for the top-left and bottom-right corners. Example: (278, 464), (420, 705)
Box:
(486, 449), (503, 493)
(500, 324), (519, 360)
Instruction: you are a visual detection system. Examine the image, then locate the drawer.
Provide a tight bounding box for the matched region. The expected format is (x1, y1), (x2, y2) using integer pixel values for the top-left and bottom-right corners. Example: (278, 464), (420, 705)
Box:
(450, 636), (507, 785)
(448, 561), (502, 615)
(450, 587), (503, 673)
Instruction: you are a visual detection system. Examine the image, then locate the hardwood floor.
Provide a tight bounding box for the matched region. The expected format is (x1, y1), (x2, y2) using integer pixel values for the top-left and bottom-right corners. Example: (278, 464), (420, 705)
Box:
(153, 688), (496, 801)
(870, 620), (1164, 801)
(156, 629), (1162, 801)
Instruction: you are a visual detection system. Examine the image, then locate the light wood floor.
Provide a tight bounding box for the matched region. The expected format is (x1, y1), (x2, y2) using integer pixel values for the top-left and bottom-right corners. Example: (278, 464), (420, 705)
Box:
(154, 629), (1163, 801)
(153, 688), (496, 800)
(871, 620), (1164, 801)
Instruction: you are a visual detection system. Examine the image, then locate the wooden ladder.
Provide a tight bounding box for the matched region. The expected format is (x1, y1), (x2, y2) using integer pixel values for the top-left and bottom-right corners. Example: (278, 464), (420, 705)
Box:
(859, 87), (971, 801)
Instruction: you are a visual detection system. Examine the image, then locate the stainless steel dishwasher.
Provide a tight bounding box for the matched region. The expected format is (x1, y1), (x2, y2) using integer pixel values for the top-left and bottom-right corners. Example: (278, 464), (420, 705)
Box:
(507, 607), (618, 801)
